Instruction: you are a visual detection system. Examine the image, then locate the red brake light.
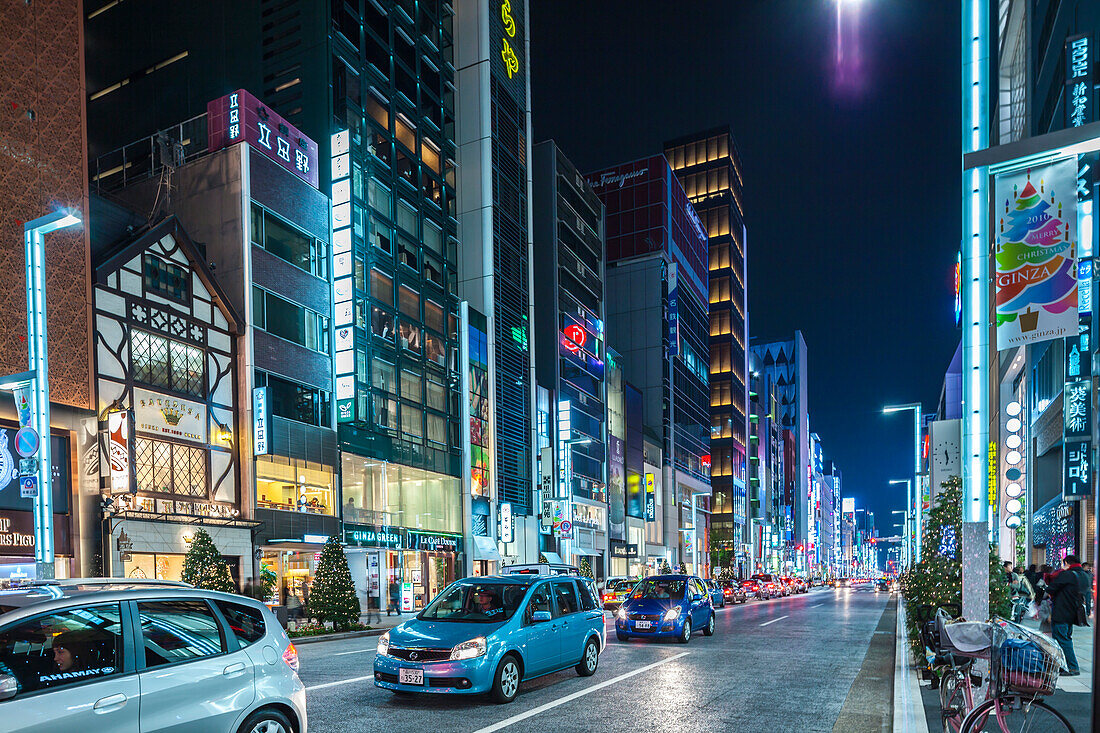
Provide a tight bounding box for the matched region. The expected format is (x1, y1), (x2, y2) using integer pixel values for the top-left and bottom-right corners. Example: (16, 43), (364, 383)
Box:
(283, 643), (300, 673)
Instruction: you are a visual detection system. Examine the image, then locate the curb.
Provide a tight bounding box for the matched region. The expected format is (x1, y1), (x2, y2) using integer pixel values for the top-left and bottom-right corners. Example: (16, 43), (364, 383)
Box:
(290, 628), (387, 645)
(893, 597), (930, 732)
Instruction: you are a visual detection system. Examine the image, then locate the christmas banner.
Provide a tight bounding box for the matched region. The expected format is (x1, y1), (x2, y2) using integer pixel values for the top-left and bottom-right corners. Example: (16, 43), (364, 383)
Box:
(994, 159), (1079, 349)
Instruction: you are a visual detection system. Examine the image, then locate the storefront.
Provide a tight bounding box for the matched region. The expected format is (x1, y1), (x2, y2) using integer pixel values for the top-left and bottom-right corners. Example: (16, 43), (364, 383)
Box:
(108, 515), (254, 585)
(0, 510), (72, 586)
(344, 524), (462, 612)
(256, 455), (336, 515)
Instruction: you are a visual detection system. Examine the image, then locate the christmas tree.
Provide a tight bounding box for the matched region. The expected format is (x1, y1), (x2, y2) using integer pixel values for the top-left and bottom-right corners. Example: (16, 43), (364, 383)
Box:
(181, 529), (236, 593)
(660, 559), (672, 574)
(900, 476), (1012, 655)
(578, 557), (593, 579)
(678, 561), (687, 575)
(310, 536), (361, 630)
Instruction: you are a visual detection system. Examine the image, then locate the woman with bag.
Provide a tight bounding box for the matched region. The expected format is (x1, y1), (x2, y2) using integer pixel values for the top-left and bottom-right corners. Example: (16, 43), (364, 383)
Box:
(1046, 554), (1087, 676)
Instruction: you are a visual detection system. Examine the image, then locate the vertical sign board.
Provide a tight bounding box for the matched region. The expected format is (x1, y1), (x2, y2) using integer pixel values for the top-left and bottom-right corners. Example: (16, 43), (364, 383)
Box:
(644, 472), (656, 522)
(666, 262), (679, 356)
(1063, 375), (1092, 500)
(1064, 442), (1091, 499)
(994, 160), (1079, 350)
(331, 130), (355, 423)
(252, 387), (270, 455)
(1065, 35), (1093, 129)
(107, 410), (131, 493)
(207, 90), (319, 188)
(499, 502), (514, 543)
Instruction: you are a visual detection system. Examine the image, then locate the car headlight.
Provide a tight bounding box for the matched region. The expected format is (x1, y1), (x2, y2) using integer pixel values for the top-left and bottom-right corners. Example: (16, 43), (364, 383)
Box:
(376, 631), (390, 657)
(617, 607), (627, 620)
(450, 636), (487, 661)
(663, 607), (681, 621)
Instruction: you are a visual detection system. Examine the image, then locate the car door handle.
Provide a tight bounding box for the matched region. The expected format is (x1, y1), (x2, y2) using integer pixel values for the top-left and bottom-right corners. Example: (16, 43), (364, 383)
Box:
(93, 693), (128, 713)
(223, 662), (246, 677)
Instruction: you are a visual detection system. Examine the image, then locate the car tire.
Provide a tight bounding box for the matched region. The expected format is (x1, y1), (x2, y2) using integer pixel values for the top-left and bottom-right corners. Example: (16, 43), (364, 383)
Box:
(616, 631), (630, 642)
(703, 612), (715, 636)
(490, 654), (522, 704)
(575, 638), (599, 677)
(678, 618), (692, 644)
(238, 707), (293, 733)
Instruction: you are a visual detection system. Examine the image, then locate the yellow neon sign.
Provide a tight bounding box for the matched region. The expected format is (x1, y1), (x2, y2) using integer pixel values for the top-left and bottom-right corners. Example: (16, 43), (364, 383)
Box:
(500, 1), (519, 79)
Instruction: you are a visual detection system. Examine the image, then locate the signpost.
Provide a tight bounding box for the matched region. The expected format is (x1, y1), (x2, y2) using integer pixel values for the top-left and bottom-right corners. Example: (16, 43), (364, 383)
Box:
(19, 476), (37, 499)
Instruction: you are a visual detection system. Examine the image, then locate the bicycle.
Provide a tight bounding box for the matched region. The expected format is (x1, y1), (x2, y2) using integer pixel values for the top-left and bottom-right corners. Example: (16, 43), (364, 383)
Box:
(924, 608), (988, 733)
(958, 618), (1074, 733)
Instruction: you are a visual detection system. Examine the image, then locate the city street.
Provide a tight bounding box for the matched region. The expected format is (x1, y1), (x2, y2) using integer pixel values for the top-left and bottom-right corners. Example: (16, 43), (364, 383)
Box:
(299, 587), (890, 733)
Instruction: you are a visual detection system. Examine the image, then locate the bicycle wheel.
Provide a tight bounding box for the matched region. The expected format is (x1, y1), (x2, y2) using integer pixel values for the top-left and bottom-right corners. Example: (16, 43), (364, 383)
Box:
(938, 673), (965, 733)
(960, 696), (1074, 733)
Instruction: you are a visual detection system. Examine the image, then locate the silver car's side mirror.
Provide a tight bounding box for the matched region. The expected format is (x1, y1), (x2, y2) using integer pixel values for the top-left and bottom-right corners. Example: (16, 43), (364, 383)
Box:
(0, 674), (17, 701)
(531, 611), (552, 623)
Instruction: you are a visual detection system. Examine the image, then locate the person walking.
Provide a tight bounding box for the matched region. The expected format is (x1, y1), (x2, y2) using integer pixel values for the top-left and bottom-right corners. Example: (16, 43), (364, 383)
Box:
(388, 580), (402, 616)
(1046, 554), (1088, 676)
(1081, 562), (1094, 618)
(1024, 564), (1042, 594)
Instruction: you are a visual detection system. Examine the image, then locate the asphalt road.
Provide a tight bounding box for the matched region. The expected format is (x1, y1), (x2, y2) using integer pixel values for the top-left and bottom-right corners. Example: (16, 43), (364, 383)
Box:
(298, 584), (891, 733)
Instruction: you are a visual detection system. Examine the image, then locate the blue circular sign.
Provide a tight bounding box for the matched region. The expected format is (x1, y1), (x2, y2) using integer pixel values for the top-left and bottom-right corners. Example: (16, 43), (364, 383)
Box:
(15, 427), (39, 459)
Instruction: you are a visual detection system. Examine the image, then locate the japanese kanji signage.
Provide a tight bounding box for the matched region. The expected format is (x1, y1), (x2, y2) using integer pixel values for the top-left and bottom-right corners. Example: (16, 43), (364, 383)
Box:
(1064, 439), (1091, 499)
(1064, 379), (1091, 439)
(207, 90), (319, 188)
(1065, 34), (1093, 129)
(499, 1), (519, 79)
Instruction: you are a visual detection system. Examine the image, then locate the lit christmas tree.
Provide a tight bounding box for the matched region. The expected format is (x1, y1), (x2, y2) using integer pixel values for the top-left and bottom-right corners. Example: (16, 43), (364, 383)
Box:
(678, 561), (687, 575)
(310, 536), (361, 630)
(660, 559), (672, 575)
(578, 557), (593, 579)
(181, 529), (236, 593)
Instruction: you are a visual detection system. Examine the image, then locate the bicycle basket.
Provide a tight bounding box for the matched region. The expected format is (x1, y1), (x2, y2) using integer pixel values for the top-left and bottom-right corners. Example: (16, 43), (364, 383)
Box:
(991, 618), (1065, 696)
(936, 614), (993, 659)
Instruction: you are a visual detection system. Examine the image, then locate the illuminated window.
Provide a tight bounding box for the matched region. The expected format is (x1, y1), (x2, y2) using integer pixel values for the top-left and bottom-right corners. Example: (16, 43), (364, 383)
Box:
(710, 310), (731, 336)
(710, 343), (732, 374)
(711, 381), (731, 407)
(131, 329), (205, 398)
(709, 276), (731, 304)
(709, 243), (730, 271)
(135, 438), (206, 497)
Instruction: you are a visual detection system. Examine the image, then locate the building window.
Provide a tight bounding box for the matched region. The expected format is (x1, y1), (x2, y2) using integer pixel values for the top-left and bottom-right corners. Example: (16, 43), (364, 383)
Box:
(251, 204), (328, 278)
(256, 371), (331, 428)
(400, 402), (423, 441)
(143, 254), (190, 304)
(253, 287), (329, 353)
(401, 368), (422, 403)
(255, 455), (335, 515)
(135, 438), (207, 497)
(130, 329), (205, 398)
(370, 268), (394, 304)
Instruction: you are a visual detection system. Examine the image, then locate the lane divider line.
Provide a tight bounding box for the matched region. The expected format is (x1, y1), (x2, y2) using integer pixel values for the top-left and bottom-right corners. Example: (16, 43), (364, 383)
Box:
(759, 615), (789, 627)
(810, 603), (824, 608)
(471, 652), (691, 733)
(334, 648), (375, 656)
(306, 674), (376, 692)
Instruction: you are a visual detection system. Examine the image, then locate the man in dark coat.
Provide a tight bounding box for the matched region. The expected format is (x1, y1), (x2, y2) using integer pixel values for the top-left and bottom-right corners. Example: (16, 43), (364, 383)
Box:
(1047, 554), (1087, 675)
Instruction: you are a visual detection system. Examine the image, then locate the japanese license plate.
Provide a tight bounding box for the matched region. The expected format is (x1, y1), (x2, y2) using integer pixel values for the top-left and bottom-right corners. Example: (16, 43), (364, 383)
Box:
(399, 668), (424, 685)
(634, 620), (653, 630)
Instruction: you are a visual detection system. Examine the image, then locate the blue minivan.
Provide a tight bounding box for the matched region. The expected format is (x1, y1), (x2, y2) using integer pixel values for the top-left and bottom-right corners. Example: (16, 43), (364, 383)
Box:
(374, 574), (604, 703)
(615, 574), (715, 643)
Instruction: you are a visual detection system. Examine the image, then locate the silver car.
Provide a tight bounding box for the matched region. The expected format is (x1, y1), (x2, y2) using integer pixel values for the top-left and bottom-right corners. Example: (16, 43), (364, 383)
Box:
(0, 579), (306, 733)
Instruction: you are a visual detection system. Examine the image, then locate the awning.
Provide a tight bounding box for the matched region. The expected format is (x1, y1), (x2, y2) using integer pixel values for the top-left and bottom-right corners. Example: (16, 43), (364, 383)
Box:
(571, 547), (602, 557)
(540, 551), (564, 564)
(472, 535), (502, 563)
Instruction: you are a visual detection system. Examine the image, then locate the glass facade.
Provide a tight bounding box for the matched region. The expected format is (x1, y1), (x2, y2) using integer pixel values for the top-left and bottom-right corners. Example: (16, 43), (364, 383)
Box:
(255, 455), (336, 516)
(340, 455), (462, 534)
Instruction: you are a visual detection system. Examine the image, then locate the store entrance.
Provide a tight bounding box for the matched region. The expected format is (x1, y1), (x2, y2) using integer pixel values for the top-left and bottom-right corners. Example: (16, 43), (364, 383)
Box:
(385, 550), (455, 611)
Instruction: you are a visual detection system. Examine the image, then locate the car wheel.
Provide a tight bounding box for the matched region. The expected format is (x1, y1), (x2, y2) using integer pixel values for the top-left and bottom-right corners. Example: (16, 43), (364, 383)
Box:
(238, 708), (293, 733)
(703, 612), (715, 636)
(678, 618), (692, 644)
(575, 638), (599, 677)
(490, 654), (521, 704)
(616, 631), (631, 642)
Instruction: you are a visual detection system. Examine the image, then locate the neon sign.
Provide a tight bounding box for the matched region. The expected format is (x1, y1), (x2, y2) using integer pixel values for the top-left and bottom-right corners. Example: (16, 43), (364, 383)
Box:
(499, 1), (519, 79)
(563, 324), (586, 353)
(207, 90), (318, 188)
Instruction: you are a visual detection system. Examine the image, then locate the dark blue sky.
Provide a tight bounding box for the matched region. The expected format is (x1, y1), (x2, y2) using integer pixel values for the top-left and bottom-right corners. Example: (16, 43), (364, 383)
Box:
(529, 0), (961, 532)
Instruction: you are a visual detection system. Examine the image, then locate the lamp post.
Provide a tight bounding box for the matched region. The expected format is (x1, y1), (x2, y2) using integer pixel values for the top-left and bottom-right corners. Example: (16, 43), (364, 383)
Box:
(891, 509), (909, 570)
(889, 480), (913, 566)
(17, 210), (82, 579)
(884, 403), (923, 561)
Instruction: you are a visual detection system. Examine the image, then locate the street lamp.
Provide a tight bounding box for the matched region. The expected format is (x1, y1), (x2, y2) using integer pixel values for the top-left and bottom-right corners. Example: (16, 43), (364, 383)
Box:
(884, 403), (923, 560)
(16, 209), (82, 579)
(891, 509), (908, 569)
(889, 479), (913, 565)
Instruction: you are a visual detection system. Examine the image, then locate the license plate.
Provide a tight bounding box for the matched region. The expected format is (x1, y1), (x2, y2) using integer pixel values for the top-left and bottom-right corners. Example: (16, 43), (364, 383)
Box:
(634, 620), (653, 630)
(399, 668), (424, 685)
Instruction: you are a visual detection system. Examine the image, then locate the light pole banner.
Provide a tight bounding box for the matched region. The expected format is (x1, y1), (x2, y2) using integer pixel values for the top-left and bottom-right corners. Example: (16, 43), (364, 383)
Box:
(995, 159), (1079, 349)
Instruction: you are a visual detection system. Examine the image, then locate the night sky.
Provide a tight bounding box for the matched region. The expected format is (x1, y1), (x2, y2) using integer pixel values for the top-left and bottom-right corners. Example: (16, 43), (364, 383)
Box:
(529, 1), (962, 534)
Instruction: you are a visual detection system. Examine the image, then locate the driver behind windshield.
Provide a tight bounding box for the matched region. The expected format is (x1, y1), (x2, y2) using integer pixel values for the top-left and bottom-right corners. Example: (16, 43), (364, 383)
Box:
(469, 589), (502, 617)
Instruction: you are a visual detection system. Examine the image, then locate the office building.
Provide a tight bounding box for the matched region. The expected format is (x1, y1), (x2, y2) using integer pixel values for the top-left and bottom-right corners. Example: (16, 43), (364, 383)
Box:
(532, 140), (608, 574)
(665, 128), (749, 564)
(588, 155), (711, 574)
(455, 0), (538, 560)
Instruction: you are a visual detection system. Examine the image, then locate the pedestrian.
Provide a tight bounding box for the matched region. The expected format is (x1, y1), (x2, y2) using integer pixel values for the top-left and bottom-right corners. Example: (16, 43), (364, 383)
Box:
(388, 580), (401, 616)
(1002, 560), (1014, 585)
(285, 584), (302, 626)
(242, 576), (256, 599)
(1046, 554), (1088, 676)
(1024, 564), (1041, 594)
(1081, 562), (1094, 618)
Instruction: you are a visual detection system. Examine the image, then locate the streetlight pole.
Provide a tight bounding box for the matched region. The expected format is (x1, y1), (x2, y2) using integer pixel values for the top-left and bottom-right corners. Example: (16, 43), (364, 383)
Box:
(891, 509), (908, 570)
(889, 480), (912, 567)
(884, 403), (923, 561)
(21, 210), (81, 579)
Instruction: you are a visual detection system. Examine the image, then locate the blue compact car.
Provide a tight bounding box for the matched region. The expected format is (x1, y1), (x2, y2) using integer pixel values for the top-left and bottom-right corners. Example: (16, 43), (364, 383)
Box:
(374, 574), (604, 703)
(615, 574), (715, 643)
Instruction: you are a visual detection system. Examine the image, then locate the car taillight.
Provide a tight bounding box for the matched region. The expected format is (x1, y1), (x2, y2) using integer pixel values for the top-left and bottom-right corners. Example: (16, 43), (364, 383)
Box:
(283, 643), (300, 673)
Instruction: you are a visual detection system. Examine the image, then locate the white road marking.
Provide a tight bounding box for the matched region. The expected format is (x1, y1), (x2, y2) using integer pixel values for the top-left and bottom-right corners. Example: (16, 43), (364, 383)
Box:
(471, 652), (691, 733)
(810, 603), (824, 608)
(306, 674), (376, 692)
(759, 615), (789, 627)
(334, 648), (375, 656)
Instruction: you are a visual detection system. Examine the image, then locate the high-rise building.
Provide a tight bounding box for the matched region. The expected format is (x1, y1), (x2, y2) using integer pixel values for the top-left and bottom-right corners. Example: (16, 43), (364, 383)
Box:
(588, 155), (711, 573)
(455, 0), (538, 560)
(665, 129), (749, 561)
(747, 350), (783, 575)
(751, 333), (810, 572)
(86, 1), (467, 608)
(532, 140), (608, 574)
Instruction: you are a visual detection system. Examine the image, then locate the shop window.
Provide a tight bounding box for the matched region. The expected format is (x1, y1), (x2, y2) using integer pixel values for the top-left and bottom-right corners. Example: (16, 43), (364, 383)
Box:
(0, 604), (124, 696)
(256, 456), (335, 515)
(371, 307), (395, 341)
(370, 268), (394, 305)
(138, 601), (224, 666)
(399, 320), (421, 352)
(372, 358), (396, 392)
(340, 454), (462, 532)
(135, 438), (206, 497)
(124, 552), (185, 581)
(131, 329), (205, 398)
(143, 253), (190, 304)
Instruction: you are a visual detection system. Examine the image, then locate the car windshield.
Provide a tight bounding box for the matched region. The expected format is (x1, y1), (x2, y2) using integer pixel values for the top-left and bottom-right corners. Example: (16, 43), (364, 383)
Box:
(631, 578), (685, 599)
(752, 574), (775, 582)
(418, 583), (528, 623)
(608, 579), (636, 591)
